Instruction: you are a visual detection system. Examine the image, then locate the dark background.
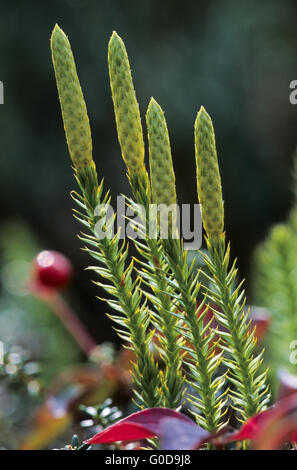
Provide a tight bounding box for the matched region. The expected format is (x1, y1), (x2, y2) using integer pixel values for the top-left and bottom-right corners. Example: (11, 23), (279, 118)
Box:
(0, 0), (297, 345)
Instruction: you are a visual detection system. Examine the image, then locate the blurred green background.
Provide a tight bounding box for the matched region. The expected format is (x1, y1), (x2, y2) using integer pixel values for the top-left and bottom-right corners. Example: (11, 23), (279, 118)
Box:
(0, 0), (297, 348)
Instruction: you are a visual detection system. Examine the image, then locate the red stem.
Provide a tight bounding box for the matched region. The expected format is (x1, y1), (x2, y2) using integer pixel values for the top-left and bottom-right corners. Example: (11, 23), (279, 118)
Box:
(45, 293), (97, 356)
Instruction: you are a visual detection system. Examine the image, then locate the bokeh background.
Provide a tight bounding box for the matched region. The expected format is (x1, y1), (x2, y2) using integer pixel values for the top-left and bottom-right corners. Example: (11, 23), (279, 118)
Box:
(0, 0), (297, 447)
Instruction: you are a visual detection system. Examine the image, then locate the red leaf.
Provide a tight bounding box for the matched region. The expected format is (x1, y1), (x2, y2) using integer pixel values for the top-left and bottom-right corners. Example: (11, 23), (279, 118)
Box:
(87, 422), (154, 444)
(85, 408), (193, 445)
(225, 395), (297, 449)
(252, 395), (297, 449)
(225, 408), (273, 442)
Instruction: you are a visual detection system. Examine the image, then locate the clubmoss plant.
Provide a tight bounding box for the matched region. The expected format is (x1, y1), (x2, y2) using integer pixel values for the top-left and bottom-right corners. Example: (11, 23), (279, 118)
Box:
(194, 106), (269, 421)
(147, 99), (226, 432)
(108, 33), (184, 409)
(51, 24), (161, 408)
(52, 25), (270, 432)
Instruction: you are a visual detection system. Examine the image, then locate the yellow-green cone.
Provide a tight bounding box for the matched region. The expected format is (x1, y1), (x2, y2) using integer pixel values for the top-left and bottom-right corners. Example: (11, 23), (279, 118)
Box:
(108, 31), (145, 175)
(194, 106), (224, 238)
(146, 98), (177, 234)
(51, 24), (93, 171)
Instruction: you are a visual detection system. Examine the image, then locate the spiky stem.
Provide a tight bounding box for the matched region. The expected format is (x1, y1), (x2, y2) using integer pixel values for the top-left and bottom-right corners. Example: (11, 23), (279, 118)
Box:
(194, 106), (269, 421)
(128, 169), (184, 409)
(73, 165), (161, 408)
(162, 237), (226, 432)
(145, 98), (225, 430)
(108, 32), (184, 409)
(204, 234), (270, 421)
(51, 24), (161, 408)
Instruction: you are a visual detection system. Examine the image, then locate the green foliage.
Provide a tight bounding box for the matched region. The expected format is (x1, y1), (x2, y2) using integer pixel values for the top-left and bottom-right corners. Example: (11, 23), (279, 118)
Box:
(108, 38), (183, 409)
(124, 171), (184, 409)
(51, 28), (161, 409)
(195, 109), (269, 421)
(52, 26), (270, 431)
(204, 236), (269, 421)
(145, 98), (225, 430)
(73, 167), (161, 409)
(162, 237), (227, 431)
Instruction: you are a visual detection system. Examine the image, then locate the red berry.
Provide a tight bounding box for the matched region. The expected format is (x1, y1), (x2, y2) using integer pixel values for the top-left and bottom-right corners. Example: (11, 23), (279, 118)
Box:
(33, 250), (73, 290)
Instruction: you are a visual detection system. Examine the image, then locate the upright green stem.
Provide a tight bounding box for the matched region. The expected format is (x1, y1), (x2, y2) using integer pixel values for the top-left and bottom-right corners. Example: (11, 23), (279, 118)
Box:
(194, 106), (269, 421)
(74, 165), (160, 408)
(107, 32), (184, 408)
(204, 234), (269, 420)
(162, 237), (225, 432)
(51, 24), (161, 408)
(144, 98), (225, 427)
(74, 165), (161, 408)
(128, 170), (184, 409)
